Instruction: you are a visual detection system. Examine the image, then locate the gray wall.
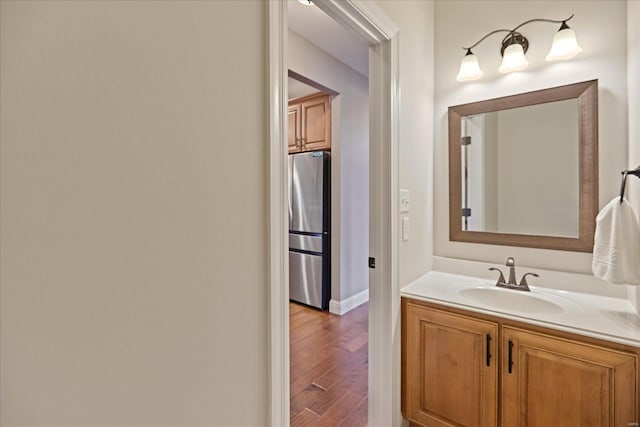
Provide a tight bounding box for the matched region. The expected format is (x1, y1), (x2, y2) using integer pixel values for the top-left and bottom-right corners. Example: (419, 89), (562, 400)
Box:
(1, 1), (267, 425)
(288, 30), (370, 303)
(0, 0), (438, 424)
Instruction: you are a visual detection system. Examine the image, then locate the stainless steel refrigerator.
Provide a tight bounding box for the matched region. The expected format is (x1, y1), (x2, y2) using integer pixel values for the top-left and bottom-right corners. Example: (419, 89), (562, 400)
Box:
(288, 151), (330, 310)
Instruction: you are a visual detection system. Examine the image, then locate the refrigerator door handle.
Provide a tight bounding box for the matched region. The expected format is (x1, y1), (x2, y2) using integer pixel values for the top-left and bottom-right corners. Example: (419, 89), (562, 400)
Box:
(288, 155), (294, 230)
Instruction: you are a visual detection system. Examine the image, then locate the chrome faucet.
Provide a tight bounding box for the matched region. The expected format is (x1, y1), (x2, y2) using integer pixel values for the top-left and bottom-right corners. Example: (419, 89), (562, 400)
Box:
(489, 257), (538, 292)
(505, 257), (517, 285)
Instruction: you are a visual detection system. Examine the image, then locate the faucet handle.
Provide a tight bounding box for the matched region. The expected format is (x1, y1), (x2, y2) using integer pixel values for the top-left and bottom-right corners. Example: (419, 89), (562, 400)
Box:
(489, 267), (506, 285)
(519, 272), (539, 288)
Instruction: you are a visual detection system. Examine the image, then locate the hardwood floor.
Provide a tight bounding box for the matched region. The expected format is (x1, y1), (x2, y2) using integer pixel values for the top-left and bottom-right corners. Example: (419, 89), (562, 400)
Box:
(290, 302), (368, 427)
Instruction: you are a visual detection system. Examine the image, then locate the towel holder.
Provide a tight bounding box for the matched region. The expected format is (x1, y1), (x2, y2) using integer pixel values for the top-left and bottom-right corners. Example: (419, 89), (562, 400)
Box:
(620, 166), (640, 203)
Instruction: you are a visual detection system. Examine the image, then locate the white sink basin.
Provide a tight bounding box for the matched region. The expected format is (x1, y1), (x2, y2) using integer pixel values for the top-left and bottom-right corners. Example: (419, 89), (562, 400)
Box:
(459, 287), (564, 315)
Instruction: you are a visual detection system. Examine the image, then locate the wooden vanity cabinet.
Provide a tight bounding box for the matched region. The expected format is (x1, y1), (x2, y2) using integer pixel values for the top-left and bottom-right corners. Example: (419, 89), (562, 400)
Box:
(402, 298), (639, 427)
(288, 93), (331, 153)
(403, 301), (498, 427)
(502, 327), (637, 427)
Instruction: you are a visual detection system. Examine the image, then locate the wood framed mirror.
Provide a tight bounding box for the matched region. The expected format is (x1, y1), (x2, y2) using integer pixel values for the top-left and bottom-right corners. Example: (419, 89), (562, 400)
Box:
(448, 80), (598, 252)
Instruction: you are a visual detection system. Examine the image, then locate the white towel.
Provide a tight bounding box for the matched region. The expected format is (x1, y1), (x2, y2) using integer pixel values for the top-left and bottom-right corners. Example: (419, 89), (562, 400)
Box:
(592, 197), (640, 285)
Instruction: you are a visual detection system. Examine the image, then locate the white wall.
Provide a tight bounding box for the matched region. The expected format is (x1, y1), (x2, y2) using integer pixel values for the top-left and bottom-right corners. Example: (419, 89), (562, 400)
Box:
(0, 1), (267, 425)
(288, 30), (370, 304)
(627, 1), (640, 311)
(434, 0), (628, 275)
(374, 2), (435, 425)
(377, 1), (435, 287)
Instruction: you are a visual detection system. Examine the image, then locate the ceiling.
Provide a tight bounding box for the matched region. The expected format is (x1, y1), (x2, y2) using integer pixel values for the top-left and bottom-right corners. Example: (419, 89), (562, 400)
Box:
(287, 0), (369, 78)
(288, 77), (320, 100)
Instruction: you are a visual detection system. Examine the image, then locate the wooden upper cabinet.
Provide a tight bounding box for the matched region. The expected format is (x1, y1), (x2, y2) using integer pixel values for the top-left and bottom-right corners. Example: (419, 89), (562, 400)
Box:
(300, 95), (331, 151)
(502, 326), (638, 427)
(288, 104), (301, 152)
(288, 93), (331, 153)
(404, 302), (498, 427)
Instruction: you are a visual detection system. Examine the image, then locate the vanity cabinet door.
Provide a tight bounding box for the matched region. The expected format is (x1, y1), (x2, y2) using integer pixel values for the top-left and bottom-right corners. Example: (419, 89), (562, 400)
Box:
(502, 326), (638, 427)
(404, 302), (498, 427)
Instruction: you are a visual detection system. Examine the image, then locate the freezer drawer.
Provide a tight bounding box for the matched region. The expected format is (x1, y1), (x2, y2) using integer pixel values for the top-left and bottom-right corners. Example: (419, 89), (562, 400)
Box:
(289, 233), (323, 253)
(289, 251), (324, 309)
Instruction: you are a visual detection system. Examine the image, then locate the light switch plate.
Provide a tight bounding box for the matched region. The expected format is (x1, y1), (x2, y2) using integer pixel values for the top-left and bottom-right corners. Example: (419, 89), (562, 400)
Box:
(400, 189), (410, 213)
(402, 217), (410, 241)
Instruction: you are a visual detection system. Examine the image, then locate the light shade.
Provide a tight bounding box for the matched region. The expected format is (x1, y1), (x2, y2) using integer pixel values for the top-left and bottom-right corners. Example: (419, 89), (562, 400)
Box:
(499, 43), (528, 73)
(546, 24), (582, 61)
(456, 50), (483, 82)
(297, 0), (313, 5)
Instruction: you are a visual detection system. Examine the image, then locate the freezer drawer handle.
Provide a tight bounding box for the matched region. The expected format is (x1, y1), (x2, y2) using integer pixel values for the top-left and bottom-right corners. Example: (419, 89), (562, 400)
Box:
(368, 257), (376, 269)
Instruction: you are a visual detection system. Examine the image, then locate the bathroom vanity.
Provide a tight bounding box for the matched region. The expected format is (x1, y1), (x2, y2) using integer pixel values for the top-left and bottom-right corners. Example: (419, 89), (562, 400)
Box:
(421, 73), (640, 426)
(401, 271), (640, 427)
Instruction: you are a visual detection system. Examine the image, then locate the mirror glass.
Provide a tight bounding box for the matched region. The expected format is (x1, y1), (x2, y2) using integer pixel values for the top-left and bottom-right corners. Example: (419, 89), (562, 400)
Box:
(460, 99), (579, 237)
(448, 80), (598, 252)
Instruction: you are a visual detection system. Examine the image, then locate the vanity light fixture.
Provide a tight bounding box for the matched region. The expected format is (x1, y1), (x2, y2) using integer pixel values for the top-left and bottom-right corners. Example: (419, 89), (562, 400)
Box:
(456, 14), (582, 82)
(546, 20), (583, 61)
(456, 49), (483, 81)
(498, 33), (529, 73)
(297, 0), (314, 5)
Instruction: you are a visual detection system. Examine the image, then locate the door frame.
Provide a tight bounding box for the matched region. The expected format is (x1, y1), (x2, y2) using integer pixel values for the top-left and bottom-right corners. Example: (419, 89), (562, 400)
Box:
(268, 1), (400, 425)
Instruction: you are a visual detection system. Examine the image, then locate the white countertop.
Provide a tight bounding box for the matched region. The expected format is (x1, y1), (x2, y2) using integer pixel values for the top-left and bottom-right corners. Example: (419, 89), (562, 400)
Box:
(401, 271), (640, 348)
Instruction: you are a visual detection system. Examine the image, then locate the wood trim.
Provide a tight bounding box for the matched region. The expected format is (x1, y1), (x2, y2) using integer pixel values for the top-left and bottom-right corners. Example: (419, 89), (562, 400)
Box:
(449, 106), (462, 244)
(579, 81), (599, 249)
(288, 91), (331, 106)
(448, 79), (599, 253)
(401, 297), (408, 418)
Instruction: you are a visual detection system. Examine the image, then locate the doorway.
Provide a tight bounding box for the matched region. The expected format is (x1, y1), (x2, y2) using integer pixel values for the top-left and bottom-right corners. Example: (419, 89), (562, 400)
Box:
(268, 1), (400, 426)
(286, 22), (370, 417)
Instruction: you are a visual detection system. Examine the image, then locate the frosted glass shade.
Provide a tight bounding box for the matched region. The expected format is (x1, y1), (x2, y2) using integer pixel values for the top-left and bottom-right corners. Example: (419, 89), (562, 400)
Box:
(456, 52), (483, 82)
(546, 27), (583, 61)
(297, 0), (313, 5)
(499, 43), (528, 73)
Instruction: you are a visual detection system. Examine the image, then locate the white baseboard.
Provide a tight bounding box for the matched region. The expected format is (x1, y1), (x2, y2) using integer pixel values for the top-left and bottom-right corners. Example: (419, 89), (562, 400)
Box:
(329, 288), (369, 315)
